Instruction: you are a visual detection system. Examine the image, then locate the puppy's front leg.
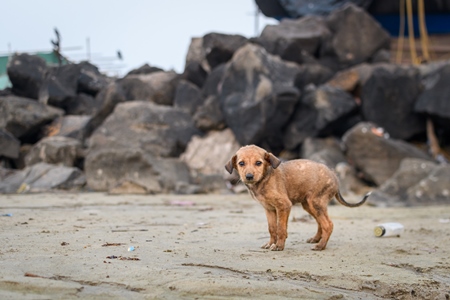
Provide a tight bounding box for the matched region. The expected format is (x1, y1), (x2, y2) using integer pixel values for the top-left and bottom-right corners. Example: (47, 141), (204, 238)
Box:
(270, 203), (291, 251)
(261, 209), (277, 249)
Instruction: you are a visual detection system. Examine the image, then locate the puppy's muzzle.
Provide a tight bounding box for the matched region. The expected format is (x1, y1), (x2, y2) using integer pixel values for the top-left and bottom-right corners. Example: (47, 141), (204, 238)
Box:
(245, 173), (254, 181)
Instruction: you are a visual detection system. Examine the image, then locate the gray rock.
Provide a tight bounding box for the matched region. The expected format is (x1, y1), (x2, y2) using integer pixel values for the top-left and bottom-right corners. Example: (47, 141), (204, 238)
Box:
(0, 95), (64, 141)
(120, 71), (179, 105)
(370, 158), (437, 206)
(342, 122), (432, 185)
(88, 101), (200, 158)
(180, 129), (240, 176)
(46, 115), (92, 142)
(0, 129), (20, 159)
(301, 137), (347, 169)
(84, 148), (192, 194)
(24, 136), (82, 167)
(406, 165), (450, 205)
(0, 163), (85, 193)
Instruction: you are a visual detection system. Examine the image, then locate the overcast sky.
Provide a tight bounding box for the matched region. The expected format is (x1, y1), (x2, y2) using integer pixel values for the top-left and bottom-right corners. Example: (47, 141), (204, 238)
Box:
(1, 0), (278, 76)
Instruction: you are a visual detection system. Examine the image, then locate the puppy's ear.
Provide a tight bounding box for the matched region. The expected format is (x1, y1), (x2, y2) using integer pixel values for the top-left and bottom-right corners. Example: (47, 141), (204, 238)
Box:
(224, 155), (237, 174)
(265, 152), (281, 169)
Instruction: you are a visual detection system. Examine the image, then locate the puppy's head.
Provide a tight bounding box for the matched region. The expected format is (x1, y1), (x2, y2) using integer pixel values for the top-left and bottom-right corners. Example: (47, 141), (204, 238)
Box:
(225, 145), (281, 184)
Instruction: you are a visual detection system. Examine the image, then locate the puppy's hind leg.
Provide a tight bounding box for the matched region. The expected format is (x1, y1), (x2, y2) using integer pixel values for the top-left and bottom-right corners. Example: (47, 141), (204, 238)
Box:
(303, 200), (333, 250)
(301, 202), (322, 244)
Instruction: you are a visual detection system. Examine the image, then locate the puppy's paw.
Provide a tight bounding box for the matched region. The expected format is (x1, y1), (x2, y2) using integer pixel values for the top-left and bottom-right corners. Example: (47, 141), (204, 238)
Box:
(311, 244), (325, 251)
(306, 237), (320, 244)
(261, 242), (272, 249)
(269, 243), (284, 251)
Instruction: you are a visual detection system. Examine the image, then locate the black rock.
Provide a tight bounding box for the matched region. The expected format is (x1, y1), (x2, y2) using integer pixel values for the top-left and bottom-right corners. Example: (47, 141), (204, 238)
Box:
(361, 64), (425, 140)
(7, 53), (48, 99)
(259, 15), (331, 64)
(321, 4), (390, 70)
(283, 84), (357, 150)
(0, 95), (64, 142)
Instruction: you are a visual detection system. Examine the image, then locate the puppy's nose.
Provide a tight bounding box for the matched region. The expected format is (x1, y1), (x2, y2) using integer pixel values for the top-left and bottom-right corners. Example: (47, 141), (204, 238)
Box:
(245, 173), (254, 180)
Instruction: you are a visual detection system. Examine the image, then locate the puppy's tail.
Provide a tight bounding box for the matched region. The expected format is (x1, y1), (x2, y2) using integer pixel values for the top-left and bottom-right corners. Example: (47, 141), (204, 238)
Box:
(335, 191), (371, 207)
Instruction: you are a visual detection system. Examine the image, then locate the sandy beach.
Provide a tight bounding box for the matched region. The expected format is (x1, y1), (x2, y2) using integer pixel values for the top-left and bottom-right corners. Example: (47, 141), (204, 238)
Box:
(0, 192), (449, 299)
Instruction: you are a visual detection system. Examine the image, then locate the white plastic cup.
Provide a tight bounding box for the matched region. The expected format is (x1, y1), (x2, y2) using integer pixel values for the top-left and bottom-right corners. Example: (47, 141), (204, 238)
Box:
(374, 222), (404, 237)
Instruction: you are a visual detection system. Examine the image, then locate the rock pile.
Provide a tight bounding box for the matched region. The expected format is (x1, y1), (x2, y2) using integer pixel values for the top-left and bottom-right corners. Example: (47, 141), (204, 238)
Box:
(1, 4), (449, 206)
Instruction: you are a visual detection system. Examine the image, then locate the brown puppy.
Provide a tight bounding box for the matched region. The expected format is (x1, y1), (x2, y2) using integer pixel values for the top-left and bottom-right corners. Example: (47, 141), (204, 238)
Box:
(225, 145), (370, 251)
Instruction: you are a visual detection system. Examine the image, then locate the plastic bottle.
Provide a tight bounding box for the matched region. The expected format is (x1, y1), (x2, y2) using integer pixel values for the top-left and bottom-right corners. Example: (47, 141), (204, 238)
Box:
(374, 222), (404, 237)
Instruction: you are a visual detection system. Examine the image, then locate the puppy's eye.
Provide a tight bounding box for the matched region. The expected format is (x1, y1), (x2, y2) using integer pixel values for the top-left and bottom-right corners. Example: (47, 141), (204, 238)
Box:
(238, 161), (245, 166)
(255, 161), (262, 166)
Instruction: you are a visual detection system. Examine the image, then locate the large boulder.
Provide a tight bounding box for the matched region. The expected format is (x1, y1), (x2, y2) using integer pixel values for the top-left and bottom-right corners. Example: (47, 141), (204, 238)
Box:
(38, 61), (110, 108)
(180, 129), (240, 176)
(360, 64), (424, 140)
(219, 43), (301, 150)
(24, 136), (82, 167)
(415, 61), (450, 139)
(203, 33), (248, 70)
(85, 81), (127, 136)
(0, 129), (20, 159)
(87, 101), (200, 158)
(259, 15), (331, 64)
(84, 148), (193, 194)
(321, 4), (390, 70)
(7, 53), (48, 99)
(342, 122), (432, 185)
(0, 163), (85, 194)
(85, 101), (201, 193)
(370, 158), (438, 206)
(406, 164), (450, 205)
(119, 71), (179, 105)
(185, 33), (248, 73)
(0, 96), (64, 142)
(180, 129), (240, 193)
(283, 84), (358, 150)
